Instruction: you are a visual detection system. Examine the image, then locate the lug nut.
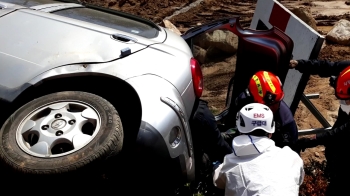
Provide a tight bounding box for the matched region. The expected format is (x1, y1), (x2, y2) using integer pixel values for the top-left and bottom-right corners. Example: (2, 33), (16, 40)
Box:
(41, 125), (49, 130)
(55, 114), (62, 118)
(68, 120), (75, 125)
(56, 130), (63, 136)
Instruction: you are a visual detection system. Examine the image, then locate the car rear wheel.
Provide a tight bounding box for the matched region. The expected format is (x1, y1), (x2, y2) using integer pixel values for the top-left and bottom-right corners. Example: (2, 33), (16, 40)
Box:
(0, 91), (123, 177)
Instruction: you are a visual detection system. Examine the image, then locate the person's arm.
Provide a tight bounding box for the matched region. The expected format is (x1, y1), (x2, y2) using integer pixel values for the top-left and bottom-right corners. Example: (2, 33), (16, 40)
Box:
(281, 120), (299, 153)
(316, 120), (350, 145)
(314, 105), (350, 144)
(292, 59), (350, 77)
(276, 102), (299, 152)
(213, 163), (226, 189)
(298, 119), (350, 151)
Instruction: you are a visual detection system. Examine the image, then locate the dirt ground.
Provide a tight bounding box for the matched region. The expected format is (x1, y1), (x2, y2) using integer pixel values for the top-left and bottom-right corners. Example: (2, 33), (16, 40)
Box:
(83, 0), (350, 194)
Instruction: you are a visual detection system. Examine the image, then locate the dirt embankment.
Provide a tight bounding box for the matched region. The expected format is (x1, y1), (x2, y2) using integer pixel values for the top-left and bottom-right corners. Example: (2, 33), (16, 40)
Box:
(81, 0), (196, 23)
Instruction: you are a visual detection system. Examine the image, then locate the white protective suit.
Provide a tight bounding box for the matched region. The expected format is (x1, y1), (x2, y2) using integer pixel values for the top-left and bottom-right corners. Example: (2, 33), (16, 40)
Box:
(213, 135), (304, 196)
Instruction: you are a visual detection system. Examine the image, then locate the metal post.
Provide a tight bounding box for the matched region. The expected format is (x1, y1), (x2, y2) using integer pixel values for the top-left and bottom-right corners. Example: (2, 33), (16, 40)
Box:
(305, 93), (319, 99)
(298, 127), (332, 136)
(300, 93), (331, 128)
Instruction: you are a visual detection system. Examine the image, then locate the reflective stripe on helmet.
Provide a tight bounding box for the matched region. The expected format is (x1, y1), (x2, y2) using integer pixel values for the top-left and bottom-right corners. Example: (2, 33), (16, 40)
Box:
(341, 67), (350, 77)
(263, 71), (276, 93)
(252, 75), (263, 97)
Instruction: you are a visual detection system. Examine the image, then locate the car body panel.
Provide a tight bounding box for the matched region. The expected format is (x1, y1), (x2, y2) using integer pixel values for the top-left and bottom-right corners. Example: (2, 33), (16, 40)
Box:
(0, 8), (163, 89)
(0, 10), (14, 17)
(126, 74), (195, 181)
(127, 75), (192, 157)
(163, 28), (193, 57)
(180, 80), (196, 120)
(22, 43), (195, 116)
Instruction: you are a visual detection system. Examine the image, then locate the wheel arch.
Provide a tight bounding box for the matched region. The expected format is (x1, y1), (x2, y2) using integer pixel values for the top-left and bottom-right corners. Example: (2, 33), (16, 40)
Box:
(6, 73), (142, 150)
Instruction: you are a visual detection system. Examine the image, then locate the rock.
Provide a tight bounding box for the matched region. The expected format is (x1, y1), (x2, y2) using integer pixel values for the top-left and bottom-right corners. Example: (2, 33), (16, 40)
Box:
(193, 45), (207, 64)
(194, 30), (238, 54)
(290, 7), (318, 31)
(162, 20), (182, 35)
(204, 30), (239, 54)
(326, 19), (350, 46)
(205, 46), (223, 61)
(193, 33), (210, 50)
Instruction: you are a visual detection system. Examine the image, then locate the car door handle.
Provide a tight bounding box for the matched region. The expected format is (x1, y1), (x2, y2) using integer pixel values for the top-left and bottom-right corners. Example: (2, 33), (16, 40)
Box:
(112, 34), (137, 43)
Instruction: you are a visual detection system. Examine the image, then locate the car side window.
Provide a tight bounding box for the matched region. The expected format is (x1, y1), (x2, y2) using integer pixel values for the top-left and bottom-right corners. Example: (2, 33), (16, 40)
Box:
(52, 7), (159, 38)
(191, 28), (238, 115)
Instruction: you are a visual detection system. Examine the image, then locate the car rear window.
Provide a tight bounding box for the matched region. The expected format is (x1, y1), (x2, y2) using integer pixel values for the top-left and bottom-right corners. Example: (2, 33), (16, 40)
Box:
(52, 7), (159, 38)
(0, 0), (60, 7)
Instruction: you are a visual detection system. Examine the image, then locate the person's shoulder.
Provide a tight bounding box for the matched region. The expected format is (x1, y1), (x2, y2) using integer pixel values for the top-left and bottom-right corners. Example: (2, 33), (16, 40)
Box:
(273, 145), (297, 155)
(280, 146), (303, 162)
(223, 153), (239, 162)
(235, 91), (253, 106)
(236, 91), (247, 101)
(221, 154), (241, 169)
(278, 101), (294, 121)
(279, 101), (292, 113)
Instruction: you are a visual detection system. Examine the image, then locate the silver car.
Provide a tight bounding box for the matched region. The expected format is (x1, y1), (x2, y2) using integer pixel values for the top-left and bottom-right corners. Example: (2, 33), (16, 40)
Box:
(0, 0), (297, 193)
(0, 0), (201, 188)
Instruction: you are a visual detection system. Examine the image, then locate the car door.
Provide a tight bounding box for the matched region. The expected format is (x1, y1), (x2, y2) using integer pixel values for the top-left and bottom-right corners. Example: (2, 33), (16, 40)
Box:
(182, 17), (294, 125)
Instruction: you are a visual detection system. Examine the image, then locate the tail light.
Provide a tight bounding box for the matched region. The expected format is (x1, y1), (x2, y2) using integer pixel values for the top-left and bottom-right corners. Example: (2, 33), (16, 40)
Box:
(190, 58), (203, 98)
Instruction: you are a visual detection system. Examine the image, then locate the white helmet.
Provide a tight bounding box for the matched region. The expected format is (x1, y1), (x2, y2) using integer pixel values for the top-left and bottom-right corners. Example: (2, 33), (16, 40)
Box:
(236, 103), (275, 134)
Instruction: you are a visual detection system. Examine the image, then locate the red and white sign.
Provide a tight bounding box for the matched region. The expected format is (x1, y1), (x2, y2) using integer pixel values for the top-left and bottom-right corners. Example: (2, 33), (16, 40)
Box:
(250, 0), (324, 110)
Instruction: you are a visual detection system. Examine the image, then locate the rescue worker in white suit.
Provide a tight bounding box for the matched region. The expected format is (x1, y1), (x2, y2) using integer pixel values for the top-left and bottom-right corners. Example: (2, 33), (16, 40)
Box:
(213, 103), (304, 196)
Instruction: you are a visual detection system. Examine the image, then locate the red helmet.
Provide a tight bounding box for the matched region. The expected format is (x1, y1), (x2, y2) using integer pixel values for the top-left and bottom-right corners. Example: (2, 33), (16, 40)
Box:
(335, 66), (350, 100)
(248, 71), (284, 111)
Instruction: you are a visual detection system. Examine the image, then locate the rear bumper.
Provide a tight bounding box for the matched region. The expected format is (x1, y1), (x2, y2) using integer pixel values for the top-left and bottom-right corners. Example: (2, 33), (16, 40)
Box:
(125, 75), (196, 183)
(134, 121), (189, 184)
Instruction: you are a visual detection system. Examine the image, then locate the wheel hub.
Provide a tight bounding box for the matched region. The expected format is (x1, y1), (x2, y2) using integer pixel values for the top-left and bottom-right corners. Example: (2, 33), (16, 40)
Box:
(51, 119), (67, 130)
(16, 101), (101, 158)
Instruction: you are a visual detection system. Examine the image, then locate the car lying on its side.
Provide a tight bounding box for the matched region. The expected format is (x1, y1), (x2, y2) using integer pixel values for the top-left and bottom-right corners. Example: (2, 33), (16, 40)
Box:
(0, 0), (298, 192)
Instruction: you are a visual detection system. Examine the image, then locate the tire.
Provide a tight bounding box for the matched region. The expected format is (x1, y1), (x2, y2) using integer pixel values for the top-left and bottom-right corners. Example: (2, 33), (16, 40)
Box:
(0, 91), (123, 177)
